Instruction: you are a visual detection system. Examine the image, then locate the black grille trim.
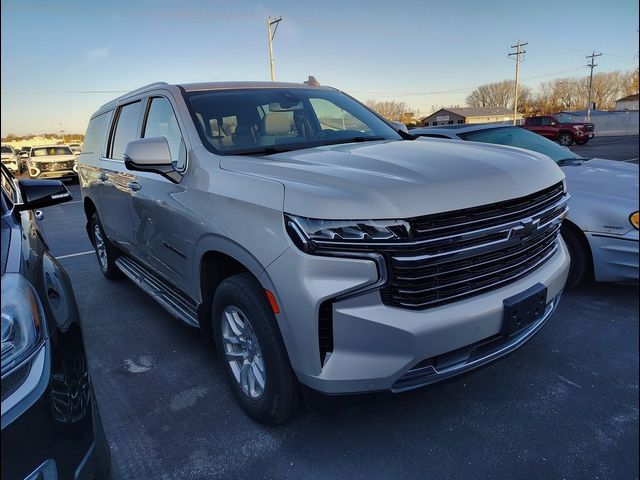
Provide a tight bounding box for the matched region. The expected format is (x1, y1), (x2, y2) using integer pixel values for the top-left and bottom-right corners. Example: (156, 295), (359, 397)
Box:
(318, 300), (334, 366)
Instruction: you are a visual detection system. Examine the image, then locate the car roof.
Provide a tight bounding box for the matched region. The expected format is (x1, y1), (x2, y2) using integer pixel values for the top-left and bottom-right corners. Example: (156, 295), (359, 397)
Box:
(94, 81), (336, 118)
(410, 122), (520, 138)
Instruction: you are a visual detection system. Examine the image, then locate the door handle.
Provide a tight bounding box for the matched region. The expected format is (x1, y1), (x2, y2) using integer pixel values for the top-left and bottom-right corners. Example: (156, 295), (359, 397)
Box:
(99, 173), (108, 182)
(127, 181), (141, 191)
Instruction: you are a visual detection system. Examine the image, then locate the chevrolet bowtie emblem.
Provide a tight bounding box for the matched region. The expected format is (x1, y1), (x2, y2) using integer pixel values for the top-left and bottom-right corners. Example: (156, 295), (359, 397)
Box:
(513, 217), (540, 238)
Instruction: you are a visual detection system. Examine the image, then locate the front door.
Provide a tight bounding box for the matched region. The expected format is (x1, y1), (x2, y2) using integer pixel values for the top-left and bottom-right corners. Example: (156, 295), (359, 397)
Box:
(131, 95), (190, 286)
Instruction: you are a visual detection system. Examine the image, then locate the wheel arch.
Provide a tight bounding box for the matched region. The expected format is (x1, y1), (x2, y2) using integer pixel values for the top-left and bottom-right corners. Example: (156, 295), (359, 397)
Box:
(561, 218), (594, 276)
(195, 238), (273, 342)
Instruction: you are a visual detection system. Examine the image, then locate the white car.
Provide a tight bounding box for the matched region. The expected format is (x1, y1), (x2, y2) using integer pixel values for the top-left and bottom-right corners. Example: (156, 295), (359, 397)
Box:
(27, 145), (78, 180)
(1, 145), (22, 173)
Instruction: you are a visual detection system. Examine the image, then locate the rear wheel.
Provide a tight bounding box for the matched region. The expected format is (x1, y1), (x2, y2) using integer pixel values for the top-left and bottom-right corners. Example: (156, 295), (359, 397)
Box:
(90, 213), (122, 280)
(212, 273), (299, 425)
(561, 224), (592, 288)
(557, 132), (574, 146)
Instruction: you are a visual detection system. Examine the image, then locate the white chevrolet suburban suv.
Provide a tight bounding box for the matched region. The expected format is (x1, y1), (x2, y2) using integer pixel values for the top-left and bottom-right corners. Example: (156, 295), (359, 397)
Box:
(78, 81), (570, 424)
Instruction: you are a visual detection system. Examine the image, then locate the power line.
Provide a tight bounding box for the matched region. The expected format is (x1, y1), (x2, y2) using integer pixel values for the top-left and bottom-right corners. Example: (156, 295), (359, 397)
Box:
(508, 40), (527, 125)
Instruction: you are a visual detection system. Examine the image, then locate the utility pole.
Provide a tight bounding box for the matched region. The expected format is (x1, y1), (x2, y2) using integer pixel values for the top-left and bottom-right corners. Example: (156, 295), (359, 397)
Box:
(585, 51), (602, 122)
(267, 16), (282, 81)
(508, 40), (528, 125)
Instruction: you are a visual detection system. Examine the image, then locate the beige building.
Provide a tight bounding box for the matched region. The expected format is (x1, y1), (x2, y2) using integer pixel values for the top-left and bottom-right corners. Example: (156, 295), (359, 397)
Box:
(615, 94), (639, 111)
(419, 107), (522, 127)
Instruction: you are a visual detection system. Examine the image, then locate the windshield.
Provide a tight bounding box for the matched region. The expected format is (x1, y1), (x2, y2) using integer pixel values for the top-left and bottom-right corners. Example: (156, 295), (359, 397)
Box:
(31, 146), (74, 157)
(459, 126), (582, 162)
(183, 88), (401, 155)
(1, 146), (13, 154)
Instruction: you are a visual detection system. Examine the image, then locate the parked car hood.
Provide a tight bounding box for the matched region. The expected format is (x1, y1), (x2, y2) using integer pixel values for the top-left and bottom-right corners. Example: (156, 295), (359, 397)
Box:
(220, 139), (565, 219)
(562, 158), (639, 235)
(563, 158), (638, 200)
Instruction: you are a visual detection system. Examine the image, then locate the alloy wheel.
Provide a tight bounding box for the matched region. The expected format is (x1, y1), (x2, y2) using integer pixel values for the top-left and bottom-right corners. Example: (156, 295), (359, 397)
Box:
(221, 305), (266, 399)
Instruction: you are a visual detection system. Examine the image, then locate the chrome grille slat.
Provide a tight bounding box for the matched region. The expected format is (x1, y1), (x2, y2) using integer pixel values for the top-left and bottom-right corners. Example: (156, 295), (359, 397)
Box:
(377, 181), (567, 309)
(393, 224), (560, 284)
(388, 243), (559, 309)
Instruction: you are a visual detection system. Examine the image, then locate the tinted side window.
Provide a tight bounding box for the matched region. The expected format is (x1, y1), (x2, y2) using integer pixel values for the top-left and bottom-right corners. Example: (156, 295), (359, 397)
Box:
(81, 111), (112, 157)
(110, 101), (142, 160)
(143, 97), (186, 170)
(528, 117), (541, 126)
(541, 117), (552, 126)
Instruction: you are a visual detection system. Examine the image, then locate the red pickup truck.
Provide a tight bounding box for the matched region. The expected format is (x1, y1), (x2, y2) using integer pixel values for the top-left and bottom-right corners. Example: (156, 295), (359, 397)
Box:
(522, 115), (595, 146)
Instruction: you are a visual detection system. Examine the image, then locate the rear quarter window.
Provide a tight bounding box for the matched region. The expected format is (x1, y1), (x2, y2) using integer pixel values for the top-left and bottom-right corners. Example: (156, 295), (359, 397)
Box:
(81, 111), (113, 158)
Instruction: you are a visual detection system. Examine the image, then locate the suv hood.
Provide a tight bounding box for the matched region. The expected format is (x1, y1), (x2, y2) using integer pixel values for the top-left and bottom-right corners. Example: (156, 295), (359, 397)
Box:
(220, 139), (565, 219)
(563, 158), (638, 201)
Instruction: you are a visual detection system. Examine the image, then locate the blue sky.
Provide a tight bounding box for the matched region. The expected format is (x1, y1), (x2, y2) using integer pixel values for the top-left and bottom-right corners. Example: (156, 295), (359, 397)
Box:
(1, 0), (638, 136)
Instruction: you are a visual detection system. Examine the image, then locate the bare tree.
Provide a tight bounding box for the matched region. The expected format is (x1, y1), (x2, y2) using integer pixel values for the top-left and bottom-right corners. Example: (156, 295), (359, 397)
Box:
(365, 100), (408, 121)
(466, 80), (531, 112)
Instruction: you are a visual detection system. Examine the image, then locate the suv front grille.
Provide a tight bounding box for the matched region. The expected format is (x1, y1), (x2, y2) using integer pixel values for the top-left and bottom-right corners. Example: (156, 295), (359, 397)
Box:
(381, 182), (567, 309)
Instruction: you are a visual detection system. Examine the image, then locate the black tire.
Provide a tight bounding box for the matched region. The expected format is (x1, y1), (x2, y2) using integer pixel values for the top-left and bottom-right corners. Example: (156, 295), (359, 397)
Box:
(212, 273), (299, 425)
(561, 224), (592, 288)
(89, 213), (122, 280)
(557, 132), (574, 147)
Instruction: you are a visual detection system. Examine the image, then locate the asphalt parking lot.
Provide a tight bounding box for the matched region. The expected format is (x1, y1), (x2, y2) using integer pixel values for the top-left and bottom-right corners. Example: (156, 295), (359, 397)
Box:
(36, 136), (639, 479)
(569, 135), (639, 162)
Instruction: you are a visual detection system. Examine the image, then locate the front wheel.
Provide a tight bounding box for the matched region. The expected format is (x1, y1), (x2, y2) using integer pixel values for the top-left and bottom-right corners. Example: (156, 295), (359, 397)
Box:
(212, 273), (299, 425)
(557, 132), (574, 146)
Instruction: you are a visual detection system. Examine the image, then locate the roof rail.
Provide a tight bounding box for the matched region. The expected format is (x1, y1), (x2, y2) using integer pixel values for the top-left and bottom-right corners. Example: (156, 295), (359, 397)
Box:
(111, 82), (169, 102)
(99, 82), (170, 110)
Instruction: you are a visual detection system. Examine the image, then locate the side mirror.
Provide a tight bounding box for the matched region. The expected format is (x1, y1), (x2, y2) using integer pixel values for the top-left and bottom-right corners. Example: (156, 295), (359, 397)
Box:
(15, 179), (72, 211)
(550, 121), (557, 127)
(123, 137), (180, 182)
(390, 121), (409, 134)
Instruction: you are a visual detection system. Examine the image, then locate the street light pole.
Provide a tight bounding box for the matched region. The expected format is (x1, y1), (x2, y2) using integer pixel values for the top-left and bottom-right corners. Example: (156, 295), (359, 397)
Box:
(267, 16), (282, 81)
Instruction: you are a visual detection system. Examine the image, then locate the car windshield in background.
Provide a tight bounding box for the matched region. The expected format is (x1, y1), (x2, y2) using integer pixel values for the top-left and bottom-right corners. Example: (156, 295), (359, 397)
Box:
(460, 126), (582, 163)
(2, 146), (12, 153)
(31, 146), (74, 156)
(184, 88), (401, 155)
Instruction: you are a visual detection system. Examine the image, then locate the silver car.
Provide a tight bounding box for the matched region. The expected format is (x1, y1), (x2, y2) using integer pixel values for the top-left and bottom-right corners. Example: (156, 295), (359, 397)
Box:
(79, 81), (569, 424)
(410, 124), (639, 286)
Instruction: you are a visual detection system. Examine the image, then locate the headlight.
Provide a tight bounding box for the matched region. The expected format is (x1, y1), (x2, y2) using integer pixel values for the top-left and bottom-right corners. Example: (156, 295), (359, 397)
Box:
(1, 274), (45, 377)
(285, 214), (411, 252)
(630, 212), (639, 230)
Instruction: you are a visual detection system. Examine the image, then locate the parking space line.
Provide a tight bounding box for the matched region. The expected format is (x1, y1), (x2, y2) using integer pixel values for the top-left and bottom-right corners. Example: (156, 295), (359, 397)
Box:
(63, 200), (84, 205)
(56, 250), (94, 259)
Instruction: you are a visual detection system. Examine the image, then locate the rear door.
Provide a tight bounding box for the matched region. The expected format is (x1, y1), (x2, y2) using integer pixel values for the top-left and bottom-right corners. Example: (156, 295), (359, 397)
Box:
(131, 94), (189, 285)
(538, 116), (557, 139)
(98, 101), (143, 251)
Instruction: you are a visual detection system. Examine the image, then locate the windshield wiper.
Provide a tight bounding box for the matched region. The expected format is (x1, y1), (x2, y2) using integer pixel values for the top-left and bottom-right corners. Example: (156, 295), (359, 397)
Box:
(322, 136), (388, 146)
(556, 157), (584, 166)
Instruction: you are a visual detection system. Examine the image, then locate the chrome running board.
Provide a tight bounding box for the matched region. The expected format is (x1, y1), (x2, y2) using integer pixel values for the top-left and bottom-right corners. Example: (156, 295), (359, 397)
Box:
(115, 256), (199, 328)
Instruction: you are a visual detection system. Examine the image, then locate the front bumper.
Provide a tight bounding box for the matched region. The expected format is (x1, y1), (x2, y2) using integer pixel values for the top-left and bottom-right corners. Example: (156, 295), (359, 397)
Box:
(587, 230), (639, 283)
(28, 163), (78, 179)
(264, 238), (569, 395)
